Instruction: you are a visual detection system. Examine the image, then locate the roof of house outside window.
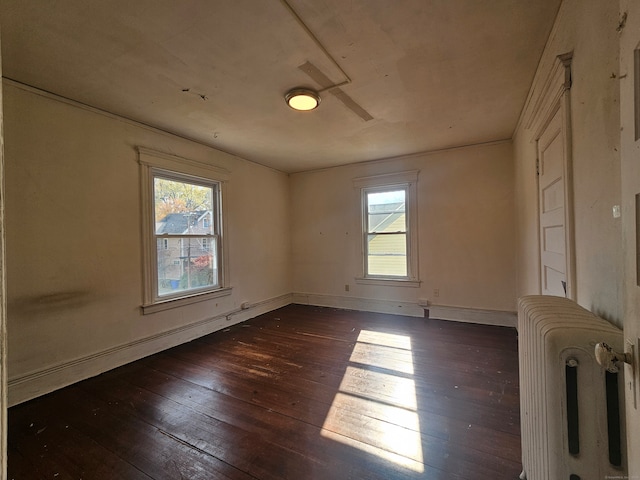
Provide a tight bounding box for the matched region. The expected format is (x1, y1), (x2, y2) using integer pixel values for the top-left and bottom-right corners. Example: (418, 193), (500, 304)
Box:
(369, 202), (405, 233)
(155, 211), (210, 234)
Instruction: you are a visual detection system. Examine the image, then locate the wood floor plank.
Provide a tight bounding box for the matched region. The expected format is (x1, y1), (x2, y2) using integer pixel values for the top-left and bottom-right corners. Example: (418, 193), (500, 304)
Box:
(119, 354), (521, 466)
(10, 385), (258, 480)
(155, 332), (520, 436)
(8, 304), (522, 479)
(79, 370), (436, 480)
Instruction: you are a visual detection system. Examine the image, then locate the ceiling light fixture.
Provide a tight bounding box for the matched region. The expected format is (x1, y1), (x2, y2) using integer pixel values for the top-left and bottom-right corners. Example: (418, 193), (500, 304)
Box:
(285, 88), (321, 111)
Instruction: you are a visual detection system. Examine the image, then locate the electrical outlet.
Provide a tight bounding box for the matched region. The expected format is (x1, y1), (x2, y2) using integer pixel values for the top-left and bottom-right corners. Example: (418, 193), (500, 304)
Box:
(345, 284), (350, 292)
(613, 204), (621, 218)
(433, 288), (440, 298)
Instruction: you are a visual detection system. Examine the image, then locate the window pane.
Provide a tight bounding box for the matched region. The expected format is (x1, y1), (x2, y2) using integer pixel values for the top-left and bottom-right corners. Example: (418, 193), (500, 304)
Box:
(367, 190), (406, 233)
(157, 237), (218, 296)
(367, 233), (407, 276)
(154, 178), (213, 235)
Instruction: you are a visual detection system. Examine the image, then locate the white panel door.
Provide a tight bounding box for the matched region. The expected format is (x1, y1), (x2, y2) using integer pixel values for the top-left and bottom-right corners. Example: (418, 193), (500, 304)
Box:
(620, 2), (640, 474)
(538, 108), (571, 297)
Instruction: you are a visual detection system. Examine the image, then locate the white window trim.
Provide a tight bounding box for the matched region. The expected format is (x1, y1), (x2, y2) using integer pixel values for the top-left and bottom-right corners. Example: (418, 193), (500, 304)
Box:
(138, 147), (231, 314)
(353, 170), (420, 287)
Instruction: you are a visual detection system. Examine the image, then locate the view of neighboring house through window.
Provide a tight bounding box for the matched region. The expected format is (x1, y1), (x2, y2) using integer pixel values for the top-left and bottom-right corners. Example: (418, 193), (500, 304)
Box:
(138, 147), (230, 313)
(353, 170), (419, 286)
(154, 174), (219, 297)
(365, 187), (408, 277)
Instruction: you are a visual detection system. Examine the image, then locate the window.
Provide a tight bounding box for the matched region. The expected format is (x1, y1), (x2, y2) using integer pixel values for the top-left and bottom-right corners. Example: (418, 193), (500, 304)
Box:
(365, 187), (408, 277)
(353, 171), (420, 287)
(138, 147), (231, 313)
(154, 174), (218, 296)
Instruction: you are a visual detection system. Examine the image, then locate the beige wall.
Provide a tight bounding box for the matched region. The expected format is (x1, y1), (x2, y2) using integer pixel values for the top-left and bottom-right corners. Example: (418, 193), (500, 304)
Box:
(513, 0), (622, 325)
(3, 82), (292, 403)
(291, 141), (517, 316)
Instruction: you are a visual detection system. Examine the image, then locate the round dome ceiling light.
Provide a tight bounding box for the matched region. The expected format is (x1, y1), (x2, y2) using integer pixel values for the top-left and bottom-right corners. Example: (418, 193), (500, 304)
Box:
(285, 88), (320, 111)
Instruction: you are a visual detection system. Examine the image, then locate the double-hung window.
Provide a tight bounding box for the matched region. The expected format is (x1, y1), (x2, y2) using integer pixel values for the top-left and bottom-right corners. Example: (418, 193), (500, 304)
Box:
(354, 171), (420, 286)
(139, 148), (230, 313)
(154, 174), (219, 294)
(365, 187), (408, 276)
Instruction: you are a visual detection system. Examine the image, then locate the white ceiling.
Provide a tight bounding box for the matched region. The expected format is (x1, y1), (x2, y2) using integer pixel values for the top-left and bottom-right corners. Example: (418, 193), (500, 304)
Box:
(1, 0), (560, 173)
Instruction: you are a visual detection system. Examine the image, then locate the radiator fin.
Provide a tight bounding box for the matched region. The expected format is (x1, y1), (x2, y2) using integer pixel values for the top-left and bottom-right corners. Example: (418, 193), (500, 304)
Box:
(565, 363), (579, 455)
(606, 371), (622, 467)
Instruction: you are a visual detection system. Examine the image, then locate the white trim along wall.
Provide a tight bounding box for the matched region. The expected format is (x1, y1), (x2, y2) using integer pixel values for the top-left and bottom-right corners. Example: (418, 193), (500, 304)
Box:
(8, 293), (292, 406)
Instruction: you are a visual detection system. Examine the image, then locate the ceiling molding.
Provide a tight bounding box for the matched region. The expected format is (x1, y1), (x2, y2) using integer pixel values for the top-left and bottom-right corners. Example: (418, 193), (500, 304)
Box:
(2, 77), (286, 175)
(291, 139), (512, 176)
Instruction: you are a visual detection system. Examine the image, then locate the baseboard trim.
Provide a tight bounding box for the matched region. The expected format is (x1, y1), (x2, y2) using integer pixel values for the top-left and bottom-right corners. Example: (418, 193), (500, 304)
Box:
(292, 292), (426, 317)
(8, 293), (292, 406)
(292, 292), (516, 328)
(428, 304), (517, 328)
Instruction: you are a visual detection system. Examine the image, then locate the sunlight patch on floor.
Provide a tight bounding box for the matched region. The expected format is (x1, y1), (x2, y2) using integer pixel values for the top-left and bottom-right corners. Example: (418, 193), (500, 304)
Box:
(338, 366), (417, 410)
(349, 342), (414, 375)
(321, 330), (424, 473)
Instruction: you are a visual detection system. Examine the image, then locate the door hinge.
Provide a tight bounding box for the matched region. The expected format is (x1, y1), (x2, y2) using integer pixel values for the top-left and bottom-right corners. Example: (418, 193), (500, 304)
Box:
(536, 158), (540, 176)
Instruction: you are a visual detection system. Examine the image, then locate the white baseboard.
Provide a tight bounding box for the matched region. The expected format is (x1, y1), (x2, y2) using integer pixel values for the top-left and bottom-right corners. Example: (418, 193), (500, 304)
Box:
(8, 293), (292, 406)
(292, 292), (426, 317)
(292, 292), (516, 328)
(428, 304), (517, 328)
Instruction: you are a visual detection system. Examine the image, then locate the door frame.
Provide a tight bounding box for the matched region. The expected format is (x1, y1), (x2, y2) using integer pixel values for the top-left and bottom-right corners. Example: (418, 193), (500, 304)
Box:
(0, 27), (8, 480)
(528, 52), (576, 300)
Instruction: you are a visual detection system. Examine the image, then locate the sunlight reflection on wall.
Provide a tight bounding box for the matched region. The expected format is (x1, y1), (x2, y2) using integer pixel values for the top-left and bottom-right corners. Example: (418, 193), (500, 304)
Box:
(320, 330), (424, 473)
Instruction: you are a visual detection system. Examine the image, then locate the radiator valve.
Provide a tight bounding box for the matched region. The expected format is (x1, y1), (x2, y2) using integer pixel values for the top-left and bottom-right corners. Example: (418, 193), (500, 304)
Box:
(594, 342), (633, 373)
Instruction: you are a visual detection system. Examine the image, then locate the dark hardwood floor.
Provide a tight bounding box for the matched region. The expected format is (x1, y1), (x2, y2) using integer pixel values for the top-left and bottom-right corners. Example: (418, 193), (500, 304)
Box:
(8, 304), (521, 479)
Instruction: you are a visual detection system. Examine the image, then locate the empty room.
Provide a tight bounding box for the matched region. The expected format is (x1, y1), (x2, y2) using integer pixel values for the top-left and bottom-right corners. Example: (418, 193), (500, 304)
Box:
(0, 0), (639, 479)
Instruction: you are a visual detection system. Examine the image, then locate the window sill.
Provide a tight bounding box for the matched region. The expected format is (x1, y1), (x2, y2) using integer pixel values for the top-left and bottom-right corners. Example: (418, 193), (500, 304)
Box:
(354, 277), (421, 288)
(142, 287), (233, 315)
